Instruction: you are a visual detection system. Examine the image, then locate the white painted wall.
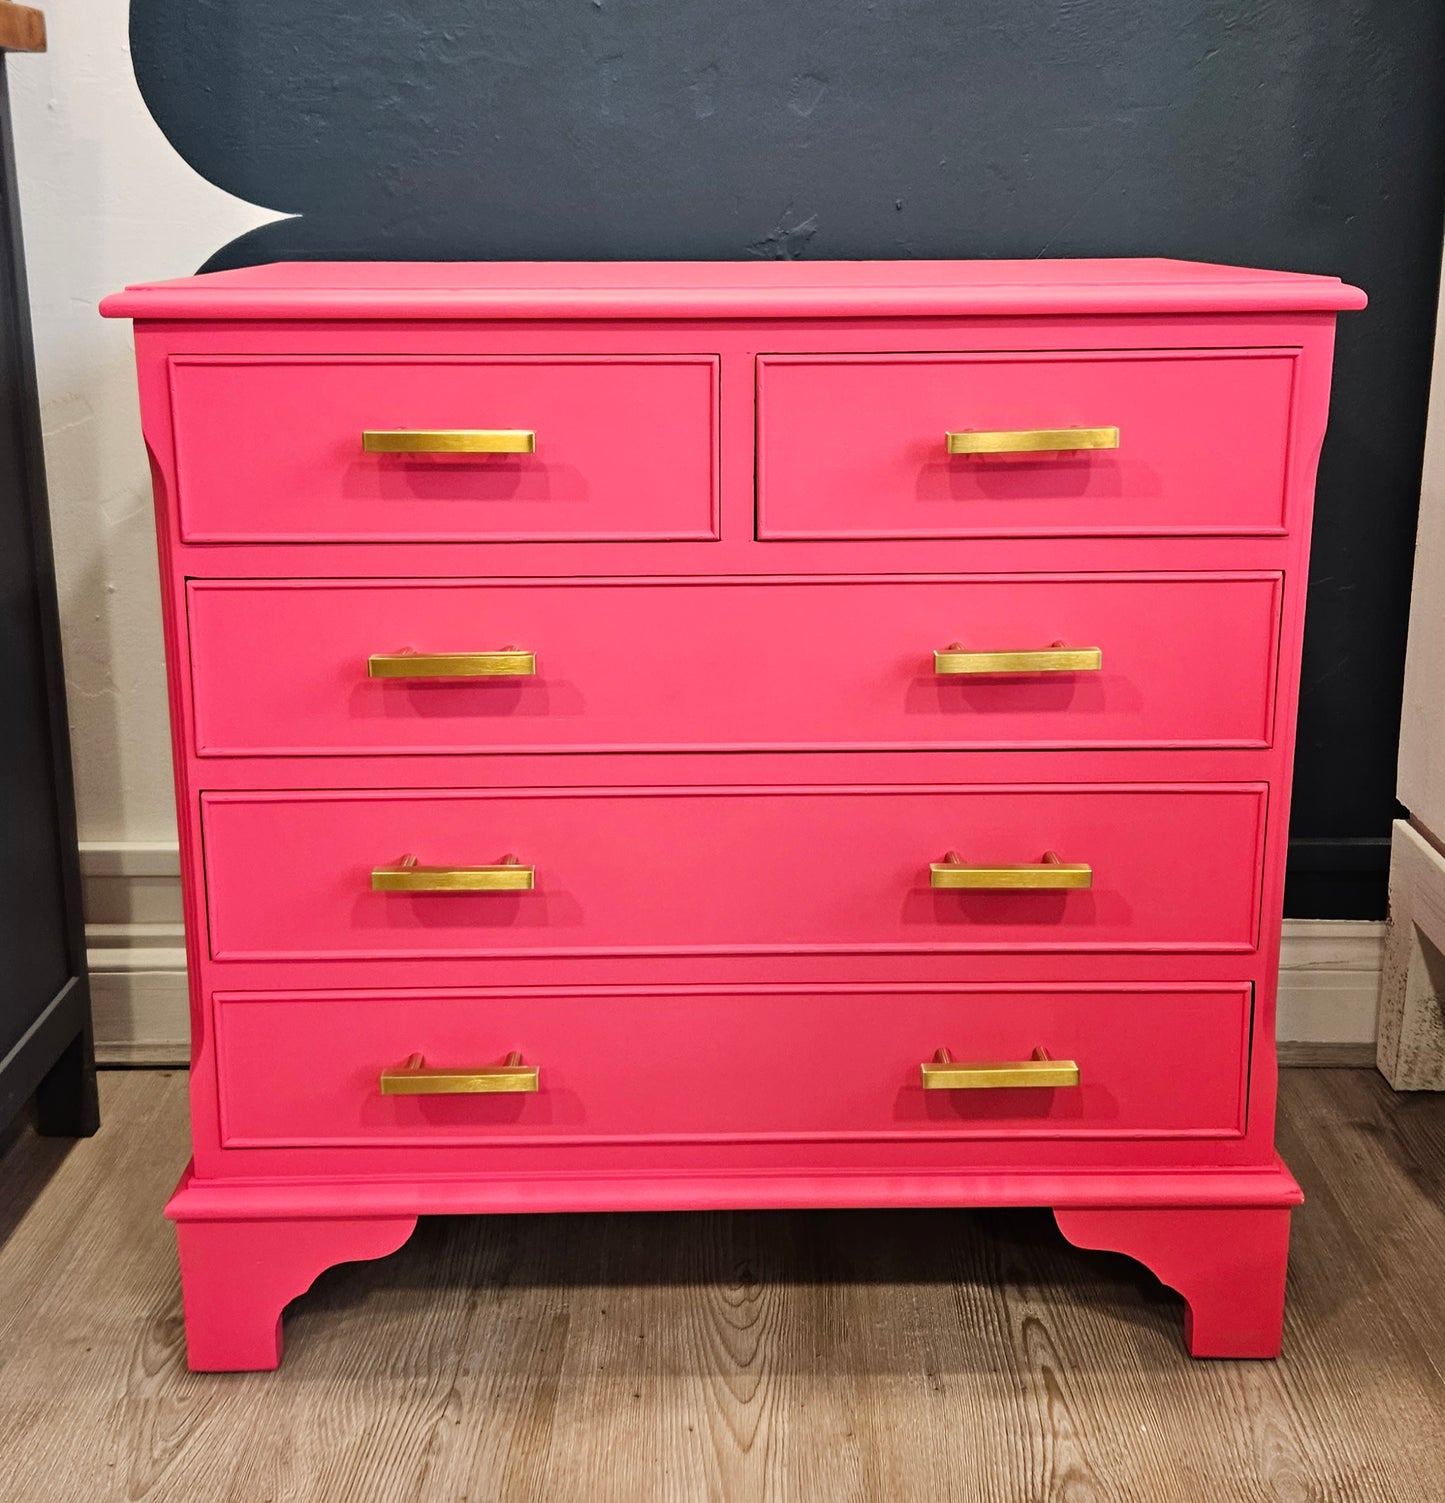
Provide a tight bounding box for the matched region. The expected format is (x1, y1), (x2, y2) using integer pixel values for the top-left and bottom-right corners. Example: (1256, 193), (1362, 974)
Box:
(8, 1), (276, 841)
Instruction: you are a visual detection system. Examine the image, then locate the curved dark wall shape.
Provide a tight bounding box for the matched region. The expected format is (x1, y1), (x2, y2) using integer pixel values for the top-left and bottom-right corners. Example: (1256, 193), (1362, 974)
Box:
(130, 0), (1445, 916)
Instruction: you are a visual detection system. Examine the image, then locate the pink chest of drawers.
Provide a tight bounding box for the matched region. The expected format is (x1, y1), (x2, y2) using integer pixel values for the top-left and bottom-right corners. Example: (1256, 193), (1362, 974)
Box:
(103, 259), (1364, 1370)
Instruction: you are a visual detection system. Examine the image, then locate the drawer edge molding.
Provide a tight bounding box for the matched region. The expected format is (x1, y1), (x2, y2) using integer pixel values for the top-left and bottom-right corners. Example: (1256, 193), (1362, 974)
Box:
(199, 782), (1270, 963)
(756, 347), (1299, 541)
(212, 981), (1253, 1149)
(167, 353), (722, 545)
(185, 573), (1284, 759)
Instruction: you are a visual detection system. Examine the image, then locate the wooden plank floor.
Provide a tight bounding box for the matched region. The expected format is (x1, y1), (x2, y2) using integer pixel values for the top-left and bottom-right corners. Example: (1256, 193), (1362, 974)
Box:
(0, 1070), (1442, 1501)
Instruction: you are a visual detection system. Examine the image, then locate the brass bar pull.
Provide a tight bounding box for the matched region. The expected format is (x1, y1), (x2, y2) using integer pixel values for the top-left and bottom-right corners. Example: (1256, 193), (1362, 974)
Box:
(945, 427), (1119, 455)
(929, 849), (1092, 890)
(921, 1046), (1080, 1090)
(371, 853), (535, 893)
(934, 642), (1102, 676)
(368, 648), (536, 679)
(362, 429), (536, 454)
(380, 1050), (539, 1095)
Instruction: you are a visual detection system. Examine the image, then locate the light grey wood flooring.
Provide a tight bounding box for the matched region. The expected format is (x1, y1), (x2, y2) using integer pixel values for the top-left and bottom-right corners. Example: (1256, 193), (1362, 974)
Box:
(0, 1069), (1442, 1501)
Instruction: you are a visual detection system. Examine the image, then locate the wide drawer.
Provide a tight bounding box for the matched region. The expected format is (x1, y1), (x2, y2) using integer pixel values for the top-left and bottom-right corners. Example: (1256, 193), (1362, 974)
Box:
(757, 350), (1296, 539)
(201, 784), (1267, 960)
(168, 355), (719, 542)
(214, 983), (1252, 1147)
(188, 574), (1282, 755)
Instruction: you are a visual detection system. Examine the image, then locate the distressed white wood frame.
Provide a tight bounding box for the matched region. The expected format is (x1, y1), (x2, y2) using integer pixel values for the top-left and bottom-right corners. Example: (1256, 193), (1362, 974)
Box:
(1379, 822), (1445, 1089)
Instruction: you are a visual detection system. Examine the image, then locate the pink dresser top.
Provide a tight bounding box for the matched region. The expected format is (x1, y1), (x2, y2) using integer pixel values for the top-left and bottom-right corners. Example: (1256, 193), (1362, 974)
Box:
(100, 257), (1366, 322)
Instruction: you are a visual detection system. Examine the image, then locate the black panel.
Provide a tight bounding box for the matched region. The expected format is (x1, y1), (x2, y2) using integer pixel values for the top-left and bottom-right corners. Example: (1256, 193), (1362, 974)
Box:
(127, 0), (1445, 916)
(0, 300), (68, 1062)
(1284, 837), (1393, 920)
(0, 58), (97, 1136)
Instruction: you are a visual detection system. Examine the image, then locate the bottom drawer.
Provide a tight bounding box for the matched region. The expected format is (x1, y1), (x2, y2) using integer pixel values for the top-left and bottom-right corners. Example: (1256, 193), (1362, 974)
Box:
(215, 984), (1250, 1146)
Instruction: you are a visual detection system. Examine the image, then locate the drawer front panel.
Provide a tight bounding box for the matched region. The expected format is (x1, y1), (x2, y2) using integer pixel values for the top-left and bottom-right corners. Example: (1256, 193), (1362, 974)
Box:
(757, 350), (1296, 539)
(188, 574), (1281, 755)
(201, 785), (1266, 960)
(214, 983), (1252, 1147)
(169, 355), (719, 542)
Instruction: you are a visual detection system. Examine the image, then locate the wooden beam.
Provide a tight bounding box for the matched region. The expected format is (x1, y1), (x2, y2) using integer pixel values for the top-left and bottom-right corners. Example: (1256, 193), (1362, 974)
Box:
(1378, 819), (1445, 1089)
(0, 4), (44, 53)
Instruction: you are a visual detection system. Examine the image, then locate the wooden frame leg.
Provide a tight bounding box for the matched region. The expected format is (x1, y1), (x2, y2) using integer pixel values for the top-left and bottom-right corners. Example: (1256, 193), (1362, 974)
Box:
(174, 1214), (418, 1371)
(1378, 819), (1445, 1090)
(34, 1022), (99, 1138)
(1054, 1205), (1292, 1358)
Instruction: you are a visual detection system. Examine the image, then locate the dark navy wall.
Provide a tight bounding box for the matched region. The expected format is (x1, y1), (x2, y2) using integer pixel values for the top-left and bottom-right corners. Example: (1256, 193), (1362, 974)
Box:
(130, 0), (1445, 915)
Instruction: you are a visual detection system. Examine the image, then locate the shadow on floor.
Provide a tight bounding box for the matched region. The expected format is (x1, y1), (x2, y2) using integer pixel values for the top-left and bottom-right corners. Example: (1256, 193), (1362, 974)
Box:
(0, 1105), (76, 1253)
(291, 1204), (1183, 1374)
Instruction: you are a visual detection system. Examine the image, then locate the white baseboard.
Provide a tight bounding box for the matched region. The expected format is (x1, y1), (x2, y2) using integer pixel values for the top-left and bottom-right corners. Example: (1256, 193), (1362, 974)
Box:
(89, 958), (190, 1065)
(80, 843), (1387, 1069)
(1275, 919), (1384, 1059)
(82, 841), (189, 1065)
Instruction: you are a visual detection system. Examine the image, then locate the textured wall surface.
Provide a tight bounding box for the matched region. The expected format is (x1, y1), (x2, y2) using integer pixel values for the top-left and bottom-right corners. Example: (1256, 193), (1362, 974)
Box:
(126, 0), (1445, 915)
(25, 1), (1445, 911)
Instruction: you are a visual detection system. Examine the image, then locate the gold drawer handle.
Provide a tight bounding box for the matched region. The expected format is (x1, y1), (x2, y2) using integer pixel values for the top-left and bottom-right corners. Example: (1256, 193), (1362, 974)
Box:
(380, 1050), (539, 1095)
(934, 642), (1102, 676)
(929, 849), (1092, 890)
(362, 429), (536, 454)
(371, 853), (535, 893)
(921, 1046), (1079, 1090)
(945, 427), (1119, 455)
(368, 648), (536, 679)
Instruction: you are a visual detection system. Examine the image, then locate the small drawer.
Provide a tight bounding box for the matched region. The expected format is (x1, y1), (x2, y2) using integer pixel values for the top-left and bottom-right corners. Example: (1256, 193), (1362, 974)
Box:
(213, 983), (1252, 1148)
(200, 783), (1267, 961)
(168, 354), (719, 542)
(757, 349), (1296, 539)
(188, 573), (1282, 756)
